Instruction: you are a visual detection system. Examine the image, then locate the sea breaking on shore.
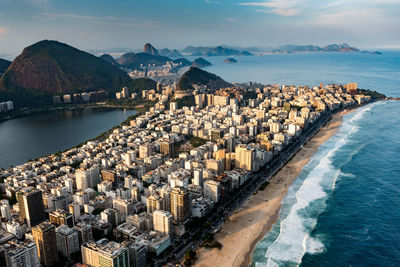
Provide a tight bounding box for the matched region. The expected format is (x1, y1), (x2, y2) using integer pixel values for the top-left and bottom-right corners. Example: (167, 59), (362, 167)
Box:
(194, 108), (356, 267)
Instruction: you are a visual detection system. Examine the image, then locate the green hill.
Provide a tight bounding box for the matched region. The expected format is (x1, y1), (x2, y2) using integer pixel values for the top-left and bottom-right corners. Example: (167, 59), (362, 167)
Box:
(0, 40), (158, 107)
(100, 54), (119, 66)
(130, 78), (157, 92)
(0, 40), (135, 106)
(192, 57), (212, 68)
(177, 67), (231, 92)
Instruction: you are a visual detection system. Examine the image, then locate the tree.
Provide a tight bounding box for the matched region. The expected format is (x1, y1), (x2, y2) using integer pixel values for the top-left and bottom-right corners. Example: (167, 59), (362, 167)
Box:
(184, 249), (197, 263)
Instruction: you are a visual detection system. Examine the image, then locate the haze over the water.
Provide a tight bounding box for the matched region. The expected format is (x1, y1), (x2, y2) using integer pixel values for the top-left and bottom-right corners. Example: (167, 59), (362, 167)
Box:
(1, 0), (400, 59)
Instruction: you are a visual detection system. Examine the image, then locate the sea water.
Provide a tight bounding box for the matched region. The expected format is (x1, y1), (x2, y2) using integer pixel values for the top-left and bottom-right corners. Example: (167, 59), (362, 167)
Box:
(194, 51), (400, 97)
(250, 101), (400, 266)
(196, 52), (400, 266)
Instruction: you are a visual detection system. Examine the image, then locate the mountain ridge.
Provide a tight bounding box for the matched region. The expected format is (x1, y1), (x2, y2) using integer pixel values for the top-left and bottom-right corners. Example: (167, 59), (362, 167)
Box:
(182, 45), (253, 56)
(0, 40), (156, 107)
(159, 48), (183, 58)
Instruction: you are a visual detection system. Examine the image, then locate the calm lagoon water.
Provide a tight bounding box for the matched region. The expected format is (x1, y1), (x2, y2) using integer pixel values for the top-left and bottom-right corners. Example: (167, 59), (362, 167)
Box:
(0, 108), (136, 168)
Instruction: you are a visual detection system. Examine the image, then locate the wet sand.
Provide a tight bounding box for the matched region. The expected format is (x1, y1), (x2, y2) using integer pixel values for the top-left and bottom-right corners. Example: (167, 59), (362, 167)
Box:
(194, 110), (354, 267)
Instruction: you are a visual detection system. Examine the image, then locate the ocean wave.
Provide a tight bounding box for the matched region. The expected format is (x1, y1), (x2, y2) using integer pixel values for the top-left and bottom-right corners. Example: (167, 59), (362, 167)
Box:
(339, 171), (356, 179)
(257, 105), (375, 267)
(264, 144), (340, 266)
(349, 101), (383, 123)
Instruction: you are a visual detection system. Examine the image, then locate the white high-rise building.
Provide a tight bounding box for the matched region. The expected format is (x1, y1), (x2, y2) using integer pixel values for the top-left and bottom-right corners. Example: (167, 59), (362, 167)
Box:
(122, 87), (129, 98)
(76, 169), (90, 191)
(235, 144), (255, 171)
(124, 176), (133, 189)
(6, 221), (26, 239)
(153, 210), (173, 236)
(203, 180), (221, 203)
(82, 239), (129, 267)
(0, 200), (11, 220)
(170, 102), (177, 111)
(65, 178), (73, 194)
(139, 144), (152, 159)
(68, 202), (81, 222)
(4, 241), (40, 267)
(123, 153), (132, 167)
(76, 165), (100, 191)
(193, 168), (203, 188)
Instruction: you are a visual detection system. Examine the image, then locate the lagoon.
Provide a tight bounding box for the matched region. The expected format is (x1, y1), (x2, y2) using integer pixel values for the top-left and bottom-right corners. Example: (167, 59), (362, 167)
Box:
(0, 108), (136, 169)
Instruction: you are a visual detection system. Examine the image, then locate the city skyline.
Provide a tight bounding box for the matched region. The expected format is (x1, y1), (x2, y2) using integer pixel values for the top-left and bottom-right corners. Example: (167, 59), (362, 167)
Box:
(1, 0), (400, 58)
(0, 1), (399, 266)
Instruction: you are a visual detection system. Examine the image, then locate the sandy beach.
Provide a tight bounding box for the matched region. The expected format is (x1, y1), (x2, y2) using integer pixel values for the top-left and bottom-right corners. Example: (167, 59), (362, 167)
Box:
(194, 109), (354, 267)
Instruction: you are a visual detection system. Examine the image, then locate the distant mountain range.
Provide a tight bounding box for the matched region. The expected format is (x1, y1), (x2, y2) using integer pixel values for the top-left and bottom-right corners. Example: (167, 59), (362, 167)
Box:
(92, 43), (381, 59)
(0, 40), (156, 107)
(159, 48), (183, 58)
(182, 45), (253, 56)
(181, 43), (381, 55)
(100, 43), (212, 70)
(0, 40), (382, 108)
(263, 43), (381, 55)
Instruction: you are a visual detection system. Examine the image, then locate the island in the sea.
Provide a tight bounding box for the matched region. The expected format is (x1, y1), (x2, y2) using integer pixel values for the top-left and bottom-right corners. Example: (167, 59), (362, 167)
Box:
(223, 57), (238, 63)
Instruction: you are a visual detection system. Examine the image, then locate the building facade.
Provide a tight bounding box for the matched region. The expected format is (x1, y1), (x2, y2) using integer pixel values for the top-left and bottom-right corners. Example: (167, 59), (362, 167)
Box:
(153, 210), (173, 235)
(170, 187), (191, 223)
(17, 188), (46, 229)
(32, 222), (59, 267)
(55, 225), (80, 257)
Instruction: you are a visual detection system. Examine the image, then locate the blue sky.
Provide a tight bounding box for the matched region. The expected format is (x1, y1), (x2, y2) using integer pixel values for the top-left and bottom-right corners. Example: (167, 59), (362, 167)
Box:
(0, 0), (399, 58)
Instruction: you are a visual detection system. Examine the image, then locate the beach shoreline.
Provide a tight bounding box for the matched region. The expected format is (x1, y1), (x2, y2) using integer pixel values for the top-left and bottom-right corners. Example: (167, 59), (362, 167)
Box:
(194, 109), (355, 267)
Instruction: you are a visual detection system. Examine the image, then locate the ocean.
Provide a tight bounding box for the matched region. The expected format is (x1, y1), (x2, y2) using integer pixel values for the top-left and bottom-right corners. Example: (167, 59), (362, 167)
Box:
(196, 52), (400, 266)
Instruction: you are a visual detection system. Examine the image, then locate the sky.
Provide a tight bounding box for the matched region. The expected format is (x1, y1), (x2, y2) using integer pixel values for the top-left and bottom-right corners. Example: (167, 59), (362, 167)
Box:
(0, 0), (399, 59)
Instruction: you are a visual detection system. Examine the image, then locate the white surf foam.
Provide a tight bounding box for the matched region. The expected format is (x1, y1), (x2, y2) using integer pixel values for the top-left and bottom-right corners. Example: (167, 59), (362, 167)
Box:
(339, 171), (356, 179)
(260, 104), (376, 267)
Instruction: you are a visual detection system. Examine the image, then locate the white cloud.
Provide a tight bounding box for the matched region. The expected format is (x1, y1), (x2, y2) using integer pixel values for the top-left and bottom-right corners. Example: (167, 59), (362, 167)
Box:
(39, 13), (157, 27)
(240, 0), (400, 18)
(309, 0), (400, 28)
(239, 0), (306, 16)
(205, 0), (221, 3)
(0, 0), (48, 6)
